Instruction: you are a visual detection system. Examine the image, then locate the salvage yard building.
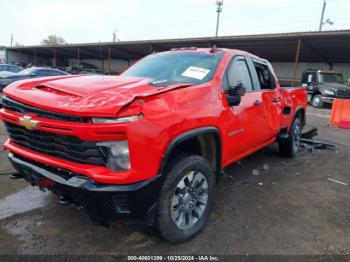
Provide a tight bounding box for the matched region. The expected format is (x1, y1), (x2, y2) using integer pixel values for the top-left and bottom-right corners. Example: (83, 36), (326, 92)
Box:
(4, 30), (350, 85)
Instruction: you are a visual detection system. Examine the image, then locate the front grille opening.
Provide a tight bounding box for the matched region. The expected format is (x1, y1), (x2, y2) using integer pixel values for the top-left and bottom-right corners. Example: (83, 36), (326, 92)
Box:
(5, 122), (106, 166)
(14, 153), (77, 180)
(336, 89), (350, 98)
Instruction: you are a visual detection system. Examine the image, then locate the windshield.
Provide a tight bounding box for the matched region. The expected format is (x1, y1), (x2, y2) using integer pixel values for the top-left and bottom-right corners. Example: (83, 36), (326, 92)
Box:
(319, 73), (344, 84)
(121, 52), (224, 86)
(18, 68), (36, 75)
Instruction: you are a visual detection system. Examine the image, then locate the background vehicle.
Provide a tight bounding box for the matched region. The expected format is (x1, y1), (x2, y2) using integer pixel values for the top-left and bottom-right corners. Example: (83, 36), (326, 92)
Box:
(302, 69), (350, 108)
(0, 64), (23, 73)
(0, 48), (307, 242)
(0, 67), (70, 91)
(66, 62), (103, 75)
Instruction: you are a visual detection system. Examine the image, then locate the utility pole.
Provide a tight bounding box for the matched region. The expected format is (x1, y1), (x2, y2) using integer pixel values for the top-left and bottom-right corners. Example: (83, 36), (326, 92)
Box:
(215, 0), (223, 37)
(112, 27), (120, 42)
(319, 0), (334, 31)
(112, 28), (116, 42)
(319, 0), (326, 31)
(10, 34), (14, 47)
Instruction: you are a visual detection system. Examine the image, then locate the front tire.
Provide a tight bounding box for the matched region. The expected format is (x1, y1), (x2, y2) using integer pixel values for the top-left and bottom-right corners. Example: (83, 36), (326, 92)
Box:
(312, 94), (324, 108)
(155, 155), (215, 243)
(279, 118), (302, 158)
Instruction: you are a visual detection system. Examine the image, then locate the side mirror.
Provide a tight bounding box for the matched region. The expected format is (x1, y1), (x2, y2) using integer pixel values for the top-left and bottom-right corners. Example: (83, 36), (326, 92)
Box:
(226, 82), (246, 106)
(307, 75), (313, 84)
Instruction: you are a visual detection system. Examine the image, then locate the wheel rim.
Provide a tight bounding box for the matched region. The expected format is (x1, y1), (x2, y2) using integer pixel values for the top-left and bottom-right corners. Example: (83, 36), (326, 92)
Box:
(312, 96), (320, 107)
(293, 124), (301, 152)
(170, 171), (209, 230)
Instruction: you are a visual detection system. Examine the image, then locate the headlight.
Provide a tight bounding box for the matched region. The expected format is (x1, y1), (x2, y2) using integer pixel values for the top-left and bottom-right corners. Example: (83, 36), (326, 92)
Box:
(92, 114), (143, 124)
(324, 90), (335, 96)
(97, 141), (130, 171)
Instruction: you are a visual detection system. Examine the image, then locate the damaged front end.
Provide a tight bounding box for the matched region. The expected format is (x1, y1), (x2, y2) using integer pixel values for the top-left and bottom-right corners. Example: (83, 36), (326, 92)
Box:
(8, 152), (160, 226)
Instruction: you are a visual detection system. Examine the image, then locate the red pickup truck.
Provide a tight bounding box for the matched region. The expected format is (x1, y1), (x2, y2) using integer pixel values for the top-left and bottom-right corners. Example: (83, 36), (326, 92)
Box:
(0, 48), (307, 242)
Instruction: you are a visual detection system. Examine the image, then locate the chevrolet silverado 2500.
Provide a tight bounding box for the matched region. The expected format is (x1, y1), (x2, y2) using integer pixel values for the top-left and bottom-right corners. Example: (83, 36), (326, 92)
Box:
(0, 48), (307, 242)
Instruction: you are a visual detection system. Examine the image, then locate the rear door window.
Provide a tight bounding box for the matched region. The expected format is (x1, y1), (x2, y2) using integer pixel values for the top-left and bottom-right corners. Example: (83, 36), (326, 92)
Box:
(252, 61), (276, 90)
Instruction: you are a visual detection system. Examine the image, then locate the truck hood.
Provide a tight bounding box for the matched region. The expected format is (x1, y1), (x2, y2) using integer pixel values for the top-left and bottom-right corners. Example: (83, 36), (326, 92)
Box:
(4, 75), (192, 117)
(318, 82), (350, 91)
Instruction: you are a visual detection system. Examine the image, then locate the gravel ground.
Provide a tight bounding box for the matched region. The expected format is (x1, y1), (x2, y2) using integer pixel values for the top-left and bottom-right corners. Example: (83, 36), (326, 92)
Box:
(0, 106), (349, 256)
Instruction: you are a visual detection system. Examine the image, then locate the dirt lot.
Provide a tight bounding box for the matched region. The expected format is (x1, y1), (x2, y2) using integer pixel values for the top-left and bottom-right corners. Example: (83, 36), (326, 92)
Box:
(0, 106), (349, 256)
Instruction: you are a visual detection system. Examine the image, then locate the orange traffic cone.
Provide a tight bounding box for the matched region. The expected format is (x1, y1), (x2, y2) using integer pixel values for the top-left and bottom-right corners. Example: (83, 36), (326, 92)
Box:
(330, 99), (350, 128)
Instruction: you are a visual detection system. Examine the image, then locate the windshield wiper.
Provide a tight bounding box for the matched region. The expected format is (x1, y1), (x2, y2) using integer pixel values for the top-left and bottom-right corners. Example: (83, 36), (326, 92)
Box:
(150, 79), (170, 87)
(150, 79), (195, 87)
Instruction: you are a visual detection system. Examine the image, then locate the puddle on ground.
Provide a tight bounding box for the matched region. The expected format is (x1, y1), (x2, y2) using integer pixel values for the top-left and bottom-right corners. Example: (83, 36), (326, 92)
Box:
(0, 186), (51, 220)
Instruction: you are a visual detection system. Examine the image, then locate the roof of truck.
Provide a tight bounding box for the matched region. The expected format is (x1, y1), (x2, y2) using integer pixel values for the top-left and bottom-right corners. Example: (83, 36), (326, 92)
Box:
(161, 47), (268, 62)
(303, 69), (342, 74)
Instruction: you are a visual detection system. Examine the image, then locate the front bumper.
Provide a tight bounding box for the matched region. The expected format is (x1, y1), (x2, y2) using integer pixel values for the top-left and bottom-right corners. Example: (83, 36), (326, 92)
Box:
(320, 96), (335, 104)
(8, 152), (161, 224)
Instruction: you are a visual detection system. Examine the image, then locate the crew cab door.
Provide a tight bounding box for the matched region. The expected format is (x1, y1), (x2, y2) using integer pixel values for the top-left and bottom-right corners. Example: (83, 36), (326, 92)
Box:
(222, 56), (271, 161)
(248, 58), (282, 139)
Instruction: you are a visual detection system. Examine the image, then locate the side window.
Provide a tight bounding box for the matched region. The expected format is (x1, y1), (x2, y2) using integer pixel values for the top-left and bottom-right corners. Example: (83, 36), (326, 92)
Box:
(10, 66), (18, 72)
(223, 58), (253, 92)
(302, 73), (308, 83)
(46, 70), (57, 76)
(253, 61), (276, 90)
(35, 69), (47, 76)
(303, 73), (317, 83)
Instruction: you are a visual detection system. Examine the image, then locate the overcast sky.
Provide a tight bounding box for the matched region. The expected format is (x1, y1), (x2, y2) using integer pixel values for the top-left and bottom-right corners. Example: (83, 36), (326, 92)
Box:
(0, 0), (349, 46)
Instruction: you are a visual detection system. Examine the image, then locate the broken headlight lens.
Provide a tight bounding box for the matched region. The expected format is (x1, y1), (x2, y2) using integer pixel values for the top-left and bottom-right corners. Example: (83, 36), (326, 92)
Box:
(97, 141), (130, 171)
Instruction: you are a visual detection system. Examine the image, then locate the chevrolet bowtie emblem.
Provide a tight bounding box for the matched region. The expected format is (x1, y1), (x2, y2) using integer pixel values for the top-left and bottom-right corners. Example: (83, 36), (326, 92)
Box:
(19, 116), (40, 130)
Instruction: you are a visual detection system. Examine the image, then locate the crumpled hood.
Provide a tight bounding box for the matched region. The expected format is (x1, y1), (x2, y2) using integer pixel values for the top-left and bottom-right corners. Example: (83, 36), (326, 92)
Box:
(3, 75), (191, 117)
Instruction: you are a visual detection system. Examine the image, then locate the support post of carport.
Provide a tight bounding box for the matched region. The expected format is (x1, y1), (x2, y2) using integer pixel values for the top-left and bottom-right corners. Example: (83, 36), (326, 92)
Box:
(77, 47), (80, 69)
(108, 46), (111, 75)
(53, 48), (56, 67)
(34, 49), (37, 66)
(292, 38), (302, 87)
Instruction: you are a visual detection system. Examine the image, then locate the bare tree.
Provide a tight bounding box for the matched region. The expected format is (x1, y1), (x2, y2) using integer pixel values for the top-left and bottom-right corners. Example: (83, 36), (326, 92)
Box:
(41, 35), (66, 45)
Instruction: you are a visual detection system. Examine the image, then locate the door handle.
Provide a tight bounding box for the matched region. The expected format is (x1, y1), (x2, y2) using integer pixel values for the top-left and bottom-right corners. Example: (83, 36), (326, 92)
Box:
(272, 97), (281, 103)
(253, 100), (262, 106)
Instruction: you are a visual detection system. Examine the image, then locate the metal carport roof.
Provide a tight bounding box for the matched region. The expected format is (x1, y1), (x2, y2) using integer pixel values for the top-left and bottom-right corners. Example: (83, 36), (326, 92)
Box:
(5, 30), (350, 64)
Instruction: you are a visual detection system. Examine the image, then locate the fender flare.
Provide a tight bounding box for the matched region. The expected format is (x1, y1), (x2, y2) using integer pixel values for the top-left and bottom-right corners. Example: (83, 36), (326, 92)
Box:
(158, 126), (222, 177)
(293, 106), (306, 127)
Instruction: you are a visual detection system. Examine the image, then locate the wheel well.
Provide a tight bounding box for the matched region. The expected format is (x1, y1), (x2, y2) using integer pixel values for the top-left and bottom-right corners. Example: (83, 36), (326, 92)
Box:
(312, 91), (322, 98)
(294, 108), (306, 127)
(161, 131), (221, 177)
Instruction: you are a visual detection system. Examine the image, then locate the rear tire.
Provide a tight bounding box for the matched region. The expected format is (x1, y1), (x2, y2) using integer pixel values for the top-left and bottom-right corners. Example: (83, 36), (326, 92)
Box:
(155, 154), (215, 243)
(279, 118), (302, 158)
(312, 94), (324, 108)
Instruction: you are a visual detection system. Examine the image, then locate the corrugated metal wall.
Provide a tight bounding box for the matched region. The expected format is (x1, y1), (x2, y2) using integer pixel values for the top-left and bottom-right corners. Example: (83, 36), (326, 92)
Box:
(272, 62), (350, 84)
